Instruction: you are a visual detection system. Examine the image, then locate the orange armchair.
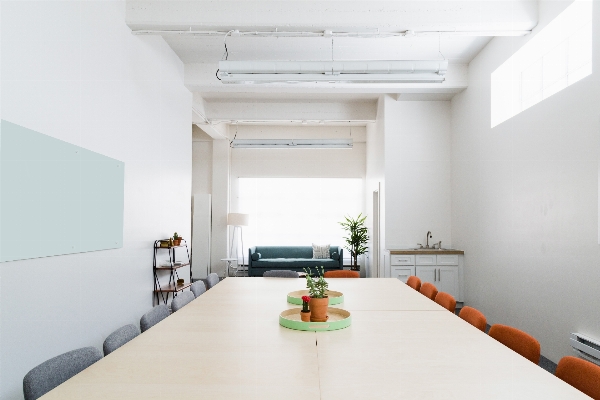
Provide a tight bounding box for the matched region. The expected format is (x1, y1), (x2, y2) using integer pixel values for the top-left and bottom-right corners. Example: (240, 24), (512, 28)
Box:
(434, 292), (456, 313)
(323, 270), (360, 278)
(458, 306), (487, 332)
(555, 356), (600, 399)
(406, 276), (421, 291)
(419, 282), (438, 301)
(488, 324), (540, 364)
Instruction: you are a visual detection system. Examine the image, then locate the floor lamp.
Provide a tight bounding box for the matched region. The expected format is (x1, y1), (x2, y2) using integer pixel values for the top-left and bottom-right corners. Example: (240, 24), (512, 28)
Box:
(227, 213), (249, 276)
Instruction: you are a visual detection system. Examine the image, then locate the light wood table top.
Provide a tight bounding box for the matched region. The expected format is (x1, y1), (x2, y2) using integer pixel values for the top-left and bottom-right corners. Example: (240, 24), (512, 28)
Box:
(42, 278), (588, 399)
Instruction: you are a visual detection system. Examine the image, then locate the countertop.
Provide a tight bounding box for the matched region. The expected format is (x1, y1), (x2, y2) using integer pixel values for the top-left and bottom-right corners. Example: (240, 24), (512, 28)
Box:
(390, 249), (464, 255)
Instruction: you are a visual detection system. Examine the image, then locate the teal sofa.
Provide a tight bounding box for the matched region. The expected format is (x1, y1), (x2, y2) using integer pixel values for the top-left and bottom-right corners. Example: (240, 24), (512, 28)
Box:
(248, 246), (343, 277)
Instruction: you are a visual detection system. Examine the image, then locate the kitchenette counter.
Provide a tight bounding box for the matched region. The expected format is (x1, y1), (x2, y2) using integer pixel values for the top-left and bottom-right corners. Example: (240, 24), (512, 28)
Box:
(390, 249), (464, 255)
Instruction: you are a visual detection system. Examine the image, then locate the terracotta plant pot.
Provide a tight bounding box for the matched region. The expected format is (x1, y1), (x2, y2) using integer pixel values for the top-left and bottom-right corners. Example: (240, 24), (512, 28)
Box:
(173, 239), (182, 246)
(309, 297), (329, 322)
(300, 310), (311, 322)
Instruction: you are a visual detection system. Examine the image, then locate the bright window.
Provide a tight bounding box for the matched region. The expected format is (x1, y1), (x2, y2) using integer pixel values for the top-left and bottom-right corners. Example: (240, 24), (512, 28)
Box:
(237, 178), (363, 263)
(491, 0), (592, 128)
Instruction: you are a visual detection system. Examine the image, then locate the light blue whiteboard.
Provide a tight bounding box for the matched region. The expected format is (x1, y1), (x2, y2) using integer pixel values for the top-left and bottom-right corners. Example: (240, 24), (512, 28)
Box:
(0, 120), (124, 262)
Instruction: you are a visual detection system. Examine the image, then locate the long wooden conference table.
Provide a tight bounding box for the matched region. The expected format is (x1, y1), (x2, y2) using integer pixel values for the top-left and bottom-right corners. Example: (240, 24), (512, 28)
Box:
(42, 278), (589, 399)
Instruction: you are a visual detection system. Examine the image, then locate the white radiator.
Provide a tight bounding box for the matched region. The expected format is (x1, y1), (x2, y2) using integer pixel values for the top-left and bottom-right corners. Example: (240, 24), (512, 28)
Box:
(570, 333), (600, 365)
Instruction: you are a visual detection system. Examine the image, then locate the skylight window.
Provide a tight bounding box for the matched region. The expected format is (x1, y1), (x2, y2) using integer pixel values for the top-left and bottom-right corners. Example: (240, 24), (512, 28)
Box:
(491, 0), (592, 128)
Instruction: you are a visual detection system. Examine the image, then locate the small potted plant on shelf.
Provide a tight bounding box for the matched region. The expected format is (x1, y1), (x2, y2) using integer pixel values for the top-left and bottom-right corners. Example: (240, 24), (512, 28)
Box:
(173, 232), (182, 246)
(301, 295), (311, 322)
(304, 267), (329, 322)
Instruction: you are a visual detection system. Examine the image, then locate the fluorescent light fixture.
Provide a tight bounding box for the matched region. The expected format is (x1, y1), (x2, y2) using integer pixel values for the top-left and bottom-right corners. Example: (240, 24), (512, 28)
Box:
(218, 60), (447, 84)
(230, 139), (353, 149)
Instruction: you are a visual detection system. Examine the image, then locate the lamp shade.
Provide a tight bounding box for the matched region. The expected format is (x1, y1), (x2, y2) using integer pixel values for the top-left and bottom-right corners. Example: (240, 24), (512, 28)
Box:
(227, 213), (249, 226)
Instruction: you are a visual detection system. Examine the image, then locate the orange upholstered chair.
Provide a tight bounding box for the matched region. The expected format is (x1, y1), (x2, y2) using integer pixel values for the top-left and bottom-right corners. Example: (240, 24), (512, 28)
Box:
(555, 356), (600, 399)
(406, 276), (421, 291)
(488, 324), (540, 364)
(458, 306), (487, 332)
(434, 292), (456, 313)
(419, 282), (438, 301)
(323, 270), (360, 278)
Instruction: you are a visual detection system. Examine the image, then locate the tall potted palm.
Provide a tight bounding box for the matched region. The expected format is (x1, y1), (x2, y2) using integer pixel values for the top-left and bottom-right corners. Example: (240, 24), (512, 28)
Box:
(339, 213), (369, 271)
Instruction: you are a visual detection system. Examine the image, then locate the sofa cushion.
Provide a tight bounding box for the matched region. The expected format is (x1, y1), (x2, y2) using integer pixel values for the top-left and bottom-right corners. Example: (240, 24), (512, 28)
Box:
(252, 258), (339, 269)
(330, 251), (340, 261)
(251, 252), (261, 261)
(312, 243), (330, 259)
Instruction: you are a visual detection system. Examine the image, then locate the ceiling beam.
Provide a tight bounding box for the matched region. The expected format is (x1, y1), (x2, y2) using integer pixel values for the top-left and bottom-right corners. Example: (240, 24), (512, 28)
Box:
(126, 1), (537, 34)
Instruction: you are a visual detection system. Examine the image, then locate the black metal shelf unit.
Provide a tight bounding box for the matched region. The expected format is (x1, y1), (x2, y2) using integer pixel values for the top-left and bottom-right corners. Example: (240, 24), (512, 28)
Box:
(153, 239), (191, 305)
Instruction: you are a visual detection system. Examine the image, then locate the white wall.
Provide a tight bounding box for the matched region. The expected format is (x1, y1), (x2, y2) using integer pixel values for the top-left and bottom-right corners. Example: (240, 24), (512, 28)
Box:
(384, 99), (452, 250)
(210, 139), (230, 276)
(365, 96), (386, 278)
(0, 2), (191, 399)
(192, 126), (213, 195)
(451, 0), (600, 363)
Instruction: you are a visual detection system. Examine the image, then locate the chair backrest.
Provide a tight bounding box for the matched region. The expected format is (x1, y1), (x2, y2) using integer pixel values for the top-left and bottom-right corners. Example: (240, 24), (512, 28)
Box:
(458, 306), (487, 332)
(171, 291), (195, 312)
(206, 273), (219, 289)
(23, 347), (103, 400)
(263, 270), (300, 278)
(191, 280), (207, 298)
(103, 324), (140, 356)
(555, 356), (600, 399)
(434, 291), (456, 313)
(488, 324), (540, 364)
(140, 304), (169, 332)
(406, 276), (421, 291)
(324, 270), (359, 278)
(420, 282), (438, 301)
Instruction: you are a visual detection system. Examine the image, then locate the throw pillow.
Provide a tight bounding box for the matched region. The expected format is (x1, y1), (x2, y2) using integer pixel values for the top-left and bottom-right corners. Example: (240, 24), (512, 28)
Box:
(251, 252), (261, 261)
(312, 243), (330, 259)
(330, 252), (339, 261)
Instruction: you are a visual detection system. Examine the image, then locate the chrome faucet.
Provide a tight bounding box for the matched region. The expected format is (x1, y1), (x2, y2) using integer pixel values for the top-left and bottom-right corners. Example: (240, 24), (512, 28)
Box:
(425, 231), (432, 248)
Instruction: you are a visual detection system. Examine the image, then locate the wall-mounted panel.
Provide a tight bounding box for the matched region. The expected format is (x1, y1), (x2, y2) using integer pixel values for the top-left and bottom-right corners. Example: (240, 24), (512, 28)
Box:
(0, 120), (124, 262)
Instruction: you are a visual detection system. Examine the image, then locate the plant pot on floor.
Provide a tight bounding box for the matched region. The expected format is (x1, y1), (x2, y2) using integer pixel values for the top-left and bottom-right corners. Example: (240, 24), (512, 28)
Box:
(309, 297), (329, 322)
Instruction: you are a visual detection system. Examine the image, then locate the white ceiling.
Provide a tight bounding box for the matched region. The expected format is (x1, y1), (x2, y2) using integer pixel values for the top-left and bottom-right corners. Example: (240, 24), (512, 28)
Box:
(127, 0), (538, 124)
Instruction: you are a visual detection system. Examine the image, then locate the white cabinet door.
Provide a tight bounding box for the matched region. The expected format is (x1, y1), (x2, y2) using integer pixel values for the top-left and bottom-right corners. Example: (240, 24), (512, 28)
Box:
(391, 266), (413, 283)
(415, 266), (436, 285)
(438, 266), (459, 299)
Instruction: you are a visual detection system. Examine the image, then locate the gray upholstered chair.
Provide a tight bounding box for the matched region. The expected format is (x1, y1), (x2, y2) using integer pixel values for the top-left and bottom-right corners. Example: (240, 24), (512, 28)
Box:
(171, 291), (195, 312)
(206, 272), (219, 289)
(103, 324), (140, 356)
(191, 280), (207, 298)
(263, 270), (300, 278)
(140, 304), (169, 332)
(23, 347), (103, 400)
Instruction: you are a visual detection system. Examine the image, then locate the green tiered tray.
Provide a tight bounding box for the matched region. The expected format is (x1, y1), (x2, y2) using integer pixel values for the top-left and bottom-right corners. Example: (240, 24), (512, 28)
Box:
(279, 308), (351, 331)
(287, 290), (344, 305)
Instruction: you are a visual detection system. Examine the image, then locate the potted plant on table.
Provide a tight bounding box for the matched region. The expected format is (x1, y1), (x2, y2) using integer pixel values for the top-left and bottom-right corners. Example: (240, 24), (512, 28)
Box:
(301, 295), (311, 322)
(339, 213), (369, 271)
(304, 267), (329, 322)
